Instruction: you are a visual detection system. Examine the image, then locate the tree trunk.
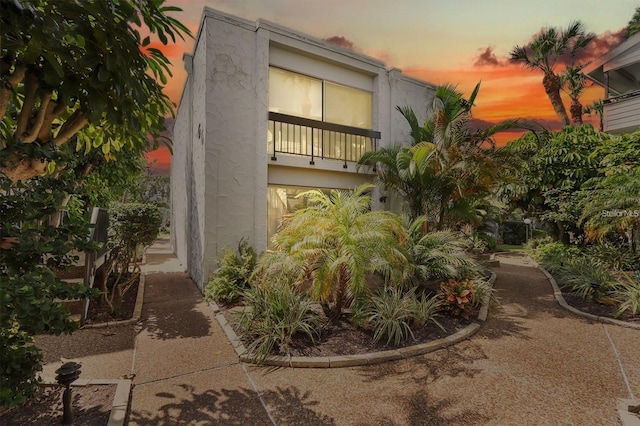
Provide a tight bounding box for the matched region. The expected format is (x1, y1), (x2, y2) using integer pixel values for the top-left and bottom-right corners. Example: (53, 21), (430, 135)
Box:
(570, 100), (583, 126)
(542, 73), (571, 127)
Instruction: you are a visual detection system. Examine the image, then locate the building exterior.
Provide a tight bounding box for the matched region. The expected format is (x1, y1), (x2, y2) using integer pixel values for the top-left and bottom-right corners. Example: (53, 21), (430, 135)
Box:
(171, 8), (435, 290)
(584, 32), (640, 134)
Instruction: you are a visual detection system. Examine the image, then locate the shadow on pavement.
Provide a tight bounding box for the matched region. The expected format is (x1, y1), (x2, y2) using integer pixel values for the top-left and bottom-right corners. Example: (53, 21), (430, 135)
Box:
(129, 384), (335, 426)
(140, 299), (212, 340)
(263, 386), (336, 425)
(357, 345), (486, 385)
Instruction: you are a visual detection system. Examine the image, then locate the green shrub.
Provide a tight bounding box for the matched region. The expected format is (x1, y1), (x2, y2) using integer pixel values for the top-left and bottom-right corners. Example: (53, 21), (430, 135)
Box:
(471, 279), (499, 307)
(478, 233), (497, 251)
(557, 257), (618, 301)
(404, 217), (477, 286)
(613, 274), (640, 318)
(236, 283), (320, 363)
(101, 202), (163, 312)
(412, 293), (444, 329)
(584, 244), (640, 271)
(366, 287), (416, 346)
(0, 322), (43, 408)
(205, 239), (257, 304)
(528, 239), (580, 273)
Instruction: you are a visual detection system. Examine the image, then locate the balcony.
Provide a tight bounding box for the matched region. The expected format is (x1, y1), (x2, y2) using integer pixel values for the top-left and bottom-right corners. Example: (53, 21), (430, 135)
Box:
(603, 89), (640, 134)
(268, 111), (381, 168)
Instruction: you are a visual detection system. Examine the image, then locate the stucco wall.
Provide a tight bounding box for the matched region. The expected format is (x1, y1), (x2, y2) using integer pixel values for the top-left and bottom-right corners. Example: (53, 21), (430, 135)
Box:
(170, 61), (190, 265)
(187, 20), (208, 289)
(200, 15), (266, 286)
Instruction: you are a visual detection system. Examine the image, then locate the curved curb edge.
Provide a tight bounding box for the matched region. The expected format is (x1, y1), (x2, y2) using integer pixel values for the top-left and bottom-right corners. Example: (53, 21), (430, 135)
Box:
(528, 256), (640, 330)
(618, 399), (640, 426)
(211, 271), (496, 368)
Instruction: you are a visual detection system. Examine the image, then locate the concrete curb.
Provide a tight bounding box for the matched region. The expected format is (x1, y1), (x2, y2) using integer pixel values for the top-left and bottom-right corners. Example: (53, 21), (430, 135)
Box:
(211, 272), (496, 368)
(41, 379), (131, 426)
(529, 256), (640, 330)
(81, 274), (146, 329)
(618, 399), (640, 426)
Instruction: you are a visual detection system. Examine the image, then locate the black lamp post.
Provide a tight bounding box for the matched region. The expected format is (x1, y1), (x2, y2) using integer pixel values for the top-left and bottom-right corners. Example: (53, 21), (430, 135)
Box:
(55, 362), (81, 425)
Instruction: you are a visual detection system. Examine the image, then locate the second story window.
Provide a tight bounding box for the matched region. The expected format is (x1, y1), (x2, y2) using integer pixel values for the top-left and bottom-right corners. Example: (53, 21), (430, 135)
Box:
(268, 66), (378, 165)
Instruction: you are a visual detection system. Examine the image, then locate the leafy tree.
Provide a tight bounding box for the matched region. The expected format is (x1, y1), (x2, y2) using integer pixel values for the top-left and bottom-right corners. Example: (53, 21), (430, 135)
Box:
(497, 125), (606, 243)
(0, 0), (190, 183)
(510, 21), (594, 127)
(271, 184), (409, 318)
(579, 168), (640, 251)
(626, 6), (640, 38)
(0, 168), (96, 407)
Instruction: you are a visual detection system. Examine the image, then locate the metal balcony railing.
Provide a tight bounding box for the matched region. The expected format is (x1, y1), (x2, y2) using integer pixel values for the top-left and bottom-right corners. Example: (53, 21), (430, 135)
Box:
(268, 111), (381, 168)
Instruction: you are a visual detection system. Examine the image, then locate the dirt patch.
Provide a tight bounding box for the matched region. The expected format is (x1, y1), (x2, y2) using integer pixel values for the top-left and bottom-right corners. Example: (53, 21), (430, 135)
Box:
(0, 384), (116, 426)
(84, 276), (139, 324)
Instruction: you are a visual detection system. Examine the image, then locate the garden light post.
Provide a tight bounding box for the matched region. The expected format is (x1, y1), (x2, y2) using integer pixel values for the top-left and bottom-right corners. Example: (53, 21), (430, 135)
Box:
(55, 362), (81, 425)
(523, 218), (532, 243)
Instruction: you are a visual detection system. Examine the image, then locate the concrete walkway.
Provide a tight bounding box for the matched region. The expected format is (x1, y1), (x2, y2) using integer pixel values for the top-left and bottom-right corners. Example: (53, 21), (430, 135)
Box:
(37, 243), (640, 425)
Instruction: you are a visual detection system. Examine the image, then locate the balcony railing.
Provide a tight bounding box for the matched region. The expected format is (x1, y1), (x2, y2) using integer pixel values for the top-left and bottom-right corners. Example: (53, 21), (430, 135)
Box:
(268, 111), (381, 168)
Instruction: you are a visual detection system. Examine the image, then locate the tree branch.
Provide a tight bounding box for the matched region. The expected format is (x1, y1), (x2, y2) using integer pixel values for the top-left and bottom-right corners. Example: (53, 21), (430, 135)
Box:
(37, 100), (66, 143)
(21, 90), (52, 143)
(14, 72), (39, 139)
(0, 64), (26, 121)
(53, 110), (88, 146)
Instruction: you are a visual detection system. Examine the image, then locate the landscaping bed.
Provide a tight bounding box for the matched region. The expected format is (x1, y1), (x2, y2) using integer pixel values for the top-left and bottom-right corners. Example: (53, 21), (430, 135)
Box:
(0, 384), (116, 425)
(220, 304), (475, 358)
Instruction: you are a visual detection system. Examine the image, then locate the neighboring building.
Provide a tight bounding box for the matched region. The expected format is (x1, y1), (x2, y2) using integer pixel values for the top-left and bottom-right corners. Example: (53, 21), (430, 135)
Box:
(171, 8), (435, 290)
(584, 32), (640, 134)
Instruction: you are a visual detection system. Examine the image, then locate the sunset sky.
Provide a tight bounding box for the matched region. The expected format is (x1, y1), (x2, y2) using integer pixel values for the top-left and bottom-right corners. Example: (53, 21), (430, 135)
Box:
(148, 0), (639, 172)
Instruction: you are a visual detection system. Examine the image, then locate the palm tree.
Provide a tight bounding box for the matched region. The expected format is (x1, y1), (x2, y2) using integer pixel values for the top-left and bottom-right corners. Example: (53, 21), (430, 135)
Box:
(271, 183), (409, 318)
(560, 65), (589, 125)
(510, 21), (594, 127)
(361, 82), (525, 230)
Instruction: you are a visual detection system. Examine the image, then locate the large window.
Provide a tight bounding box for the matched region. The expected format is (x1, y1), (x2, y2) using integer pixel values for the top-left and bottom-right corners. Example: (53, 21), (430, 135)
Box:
(268, 67), (375, 163)
(267, 185), (331, 246)
(268, 67), (372, 128)
(269, 67), (322, 121)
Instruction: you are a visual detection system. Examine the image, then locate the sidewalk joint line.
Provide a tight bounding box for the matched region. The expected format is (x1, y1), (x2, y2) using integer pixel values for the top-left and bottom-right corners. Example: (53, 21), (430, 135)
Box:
(602, 323), (635, 400)
(240, 363), (278, 426)
(133, 361), (241, 387)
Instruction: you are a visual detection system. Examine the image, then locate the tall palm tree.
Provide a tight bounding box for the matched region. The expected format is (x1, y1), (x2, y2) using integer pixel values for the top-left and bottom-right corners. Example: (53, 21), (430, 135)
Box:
(560, 64), (589, 125)
(271, 183), (408, 318)
(510, 21), (594, 127)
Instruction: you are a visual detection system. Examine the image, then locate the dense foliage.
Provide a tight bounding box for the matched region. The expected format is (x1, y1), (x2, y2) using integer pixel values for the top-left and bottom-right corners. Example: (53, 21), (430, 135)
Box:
(0, 171), (95, 407)
(205, 239), (257, 305)
(359, 83), (525, 231)
(100, 202), (163, 312)
(0, 0), (190, 182)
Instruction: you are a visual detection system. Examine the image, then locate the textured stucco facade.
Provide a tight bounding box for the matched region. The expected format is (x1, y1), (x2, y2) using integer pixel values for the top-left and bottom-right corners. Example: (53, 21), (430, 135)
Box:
(171, 8), (434, 290)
